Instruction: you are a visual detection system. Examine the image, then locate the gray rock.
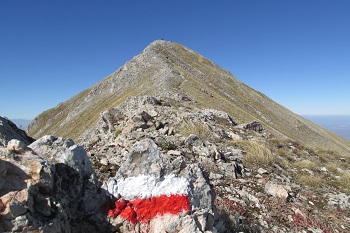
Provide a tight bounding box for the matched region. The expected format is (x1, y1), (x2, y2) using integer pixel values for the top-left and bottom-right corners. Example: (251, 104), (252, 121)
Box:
(6, 139), (27, 152)
(325, 193), (350, 209)
(209, 172), (224, 180)
(242, 121), (264, 132)
(185, 134), (204, 147)
(106, 138), (224, 232)
(264, 181), (289, 199)
(257, 168), (268, 174)
(0, 117), (35, 147)
(160, 126), (169, 135)
(155, 121), (164, 130)
(9, 201), (27, 217)
(0, 135), (110, 233)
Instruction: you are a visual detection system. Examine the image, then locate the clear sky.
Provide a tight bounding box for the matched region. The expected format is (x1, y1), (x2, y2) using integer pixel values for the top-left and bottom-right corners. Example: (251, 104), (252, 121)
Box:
(1, 0), (349, 119)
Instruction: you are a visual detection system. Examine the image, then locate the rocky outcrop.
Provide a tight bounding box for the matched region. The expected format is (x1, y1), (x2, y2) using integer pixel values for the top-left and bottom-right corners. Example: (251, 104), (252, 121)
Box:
(0, 136), (111, 233)
(0, 116), (35, 146)
(242, 121), (264, 132)
(106, 138), (224, 232)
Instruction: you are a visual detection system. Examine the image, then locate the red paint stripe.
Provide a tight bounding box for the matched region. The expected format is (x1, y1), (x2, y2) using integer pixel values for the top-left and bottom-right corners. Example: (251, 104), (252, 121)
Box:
(108, 194), (190, 223)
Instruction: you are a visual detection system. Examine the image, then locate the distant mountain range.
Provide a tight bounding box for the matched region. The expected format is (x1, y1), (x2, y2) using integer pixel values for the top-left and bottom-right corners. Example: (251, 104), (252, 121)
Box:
(10, 119), (31, 130)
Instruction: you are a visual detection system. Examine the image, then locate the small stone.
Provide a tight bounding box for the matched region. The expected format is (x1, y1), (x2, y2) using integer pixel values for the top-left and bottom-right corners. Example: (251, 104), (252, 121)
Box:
(264, 182), (289, 199)
(155, 121), (164, 130)
(100, 158), (108, 166)
(149, 110), (158, 117)
(168, 127), (175, 136)
(214, 151), (221, 160)
(9, 202), (27, 217)
(7, 139), (27, 152)
(307, 228), (323, 233)
(167, 150), (182, 156)
(140, 111), (152, 122)
(209, 172), (223, 180)
(160, 126), (169, 135)
(257, 168), (268, 174)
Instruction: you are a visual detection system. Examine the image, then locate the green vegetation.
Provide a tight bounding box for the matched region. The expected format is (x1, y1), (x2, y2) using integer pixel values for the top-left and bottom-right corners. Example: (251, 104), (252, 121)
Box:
(158, 142), (177, 151)
(114, 129), (122, 138)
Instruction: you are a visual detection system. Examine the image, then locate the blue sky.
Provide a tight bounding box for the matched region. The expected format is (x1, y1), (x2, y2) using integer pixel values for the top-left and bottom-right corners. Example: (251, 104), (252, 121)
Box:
(1, 0), (349, 119)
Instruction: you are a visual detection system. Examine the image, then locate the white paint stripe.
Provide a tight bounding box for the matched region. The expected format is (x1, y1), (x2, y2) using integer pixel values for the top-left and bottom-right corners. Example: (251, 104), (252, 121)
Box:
(108, 174), (189, 200)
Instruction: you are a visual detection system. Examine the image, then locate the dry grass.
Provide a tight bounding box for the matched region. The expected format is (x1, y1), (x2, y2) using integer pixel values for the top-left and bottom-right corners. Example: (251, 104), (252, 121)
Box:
(276, 157), (292, 170)
(338, 171), (350, 193)
(293, 159), (317, 171)
(294, 174), (323, 188)
(317, 149), (341, 161)
(275, 147), (290, 157)
(179, 118), (212, 140)
(237, 140), (276, 166)
(325, 161), (342, 174)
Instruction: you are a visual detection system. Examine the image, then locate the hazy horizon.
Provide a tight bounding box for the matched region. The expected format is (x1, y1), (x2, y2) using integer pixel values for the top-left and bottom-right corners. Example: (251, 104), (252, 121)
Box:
(303, 115), (350, 141)
(9, 115), (350, 142)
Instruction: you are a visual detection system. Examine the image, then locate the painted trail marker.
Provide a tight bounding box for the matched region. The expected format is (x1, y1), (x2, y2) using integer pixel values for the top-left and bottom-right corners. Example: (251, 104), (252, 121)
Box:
(108, 174), (191, 223)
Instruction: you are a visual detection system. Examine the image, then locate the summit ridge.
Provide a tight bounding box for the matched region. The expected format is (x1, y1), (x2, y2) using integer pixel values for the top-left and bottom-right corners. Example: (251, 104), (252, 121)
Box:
(27, 40), (350, 154)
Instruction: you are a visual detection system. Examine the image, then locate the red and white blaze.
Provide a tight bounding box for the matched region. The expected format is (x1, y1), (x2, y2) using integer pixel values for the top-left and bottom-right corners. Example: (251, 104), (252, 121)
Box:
(108, 174), (190, 223)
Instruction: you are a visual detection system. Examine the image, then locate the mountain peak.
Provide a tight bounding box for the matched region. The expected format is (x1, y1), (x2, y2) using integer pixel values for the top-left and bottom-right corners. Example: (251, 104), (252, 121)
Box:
(27, 41), (350, 155)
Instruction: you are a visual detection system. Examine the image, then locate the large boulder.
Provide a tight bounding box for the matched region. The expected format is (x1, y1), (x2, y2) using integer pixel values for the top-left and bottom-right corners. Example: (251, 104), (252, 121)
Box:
(0, 135), (111, 233)
(106, 138), (225, 233)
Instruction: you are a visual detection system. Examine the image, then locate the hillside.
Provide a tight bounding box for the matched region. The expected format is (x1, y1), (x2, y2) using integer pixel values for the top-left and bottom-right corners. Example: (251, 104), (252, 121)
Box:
(27, 40), (350, 155)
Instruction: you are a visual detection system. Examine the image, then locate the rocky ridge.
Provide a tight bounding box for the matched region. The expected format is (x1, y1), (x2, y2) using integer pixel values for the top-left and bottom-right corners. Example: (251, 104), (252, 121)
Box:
(81, 96), (350, 232)
(0, 116), (35, 146)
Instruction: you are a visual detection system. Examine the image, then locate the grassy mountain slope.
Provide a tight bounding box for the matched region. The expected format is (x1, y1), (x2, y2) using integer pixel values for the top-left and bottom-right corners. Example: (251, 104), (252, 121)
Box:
(27, 40), (350, 155)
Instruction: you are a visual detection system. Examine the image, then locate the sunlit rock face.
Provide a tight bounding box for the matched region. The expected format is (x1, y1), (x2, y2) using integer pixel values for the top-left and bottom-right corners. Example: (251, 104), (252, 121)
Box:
(0, 135), (111, 233)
